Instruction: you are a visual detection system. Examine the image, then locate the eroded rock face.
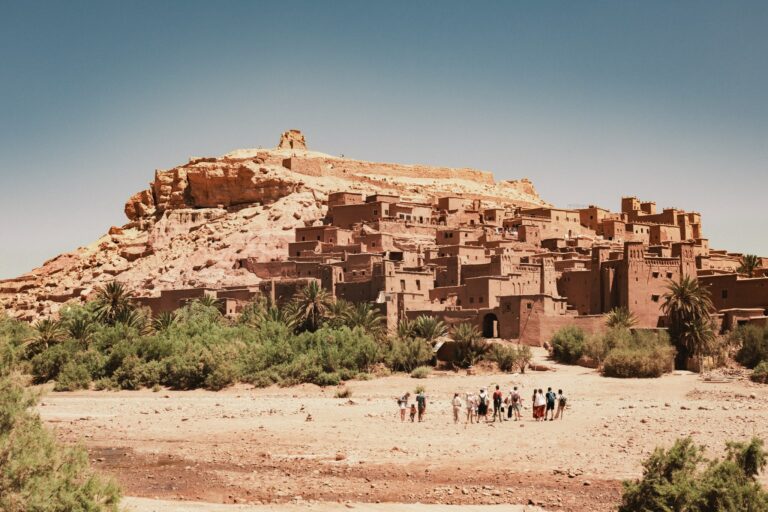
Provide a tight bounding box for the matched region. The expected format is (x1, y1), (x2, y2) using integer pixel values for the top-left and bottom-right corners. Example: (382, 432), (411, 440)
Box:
(277, 129), (307, 150)
(2, 131), (547, 320)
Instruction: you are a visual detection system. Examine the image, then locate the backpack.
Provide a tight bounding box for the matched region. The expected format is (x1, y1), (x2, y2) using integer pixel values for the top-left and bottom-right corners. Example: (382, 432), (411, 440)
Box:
(479, 395), (487, 407)
(559, 395), (567, 407)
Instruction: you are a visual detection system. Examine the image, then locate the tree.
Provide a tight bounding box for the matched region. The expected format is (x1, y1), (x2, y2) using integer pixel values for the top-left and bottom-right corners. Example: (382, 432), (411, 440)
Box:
(292, 281), (333, 332)
(25, 319), (66, 356)
(66, 317), (96, 348)
(195, 295), (222, 310)
(738, 254), (761, 278)
(325, 299), (354, 328)
(606, 307), (638, 330)
(620, 437), (768, 512)
(452, 322), (487, 368)
(412, 315), (448, 344)
(662, 275), (714, 369)
(0, 377), (122, 511)
(343, 303), (385, 340)
(93, 282), (133, 326)
(396, 318), (417, 340)
(152, 311), (177, 332)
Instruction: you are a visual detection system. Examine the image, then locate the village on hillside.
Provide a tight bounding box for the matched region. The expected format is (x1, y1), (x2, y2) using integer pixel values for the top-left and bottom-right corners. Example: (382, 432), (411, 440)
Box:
(125, 131), (768, 358)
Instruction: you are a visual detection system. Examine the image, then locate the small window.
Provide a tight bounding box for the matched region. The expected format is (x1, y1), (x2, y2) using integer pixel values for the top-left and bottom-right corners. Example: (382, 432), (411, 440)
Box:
(400, 279), (406, 292)
(652, 272), (659, 278)
(457, 299), (462, 306)
(526, 303), (532, 309)
(667, 272), (673, 279)
(373, 210), (378, 216)
(469, 297), (475, 304)
(722, 290), (728, 299)
(651, 294), (660, 302)
(479, 296), (484, 303)
(301, 236), (306, 241)
(317, 235), (321, 240)
(505, 303), (511, 312)
(416, 280), (421, 291)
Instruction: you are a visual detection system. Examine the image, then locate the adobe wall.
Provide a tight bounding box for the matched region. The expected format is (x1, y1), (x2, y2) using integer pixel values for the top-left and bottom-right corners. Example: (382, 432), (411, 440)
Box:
(700, 274), (768, 311)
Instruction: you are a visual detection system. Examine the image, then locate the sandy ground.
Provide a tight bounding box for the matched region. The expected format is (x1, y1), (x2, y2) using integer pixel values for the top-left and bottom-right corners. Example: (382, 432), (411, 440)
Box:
(36, 348), (768, 512)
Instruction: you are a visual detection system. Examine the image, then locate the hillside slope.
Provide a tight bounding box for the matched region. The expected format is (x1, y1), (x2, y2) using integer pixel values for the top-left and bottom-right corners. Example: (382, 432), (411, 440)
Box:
(0, 131), (546, 320)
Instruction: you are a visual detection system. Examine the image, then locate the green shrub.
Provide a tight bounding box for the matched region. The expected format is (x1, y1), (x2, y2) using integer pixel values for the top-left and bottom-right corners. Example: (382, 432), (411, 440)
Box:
(734, 325), (768, 368)
(161, 348), (211, 390)
(488, 344), (518, 372)
(0, 377), (122, 511)
(385, 337), (432, 372)
(513, 344), (532, 373)
(93, 377), (116, 391)
(30, 342), (75, 383)
(410, 366), (431, 379)
(602, 344), (675, 378)
(752, 361), (768, 384)
(620, 437), (768, 511)
(54, 361), (92, 391)
(550, 326), (587, 364)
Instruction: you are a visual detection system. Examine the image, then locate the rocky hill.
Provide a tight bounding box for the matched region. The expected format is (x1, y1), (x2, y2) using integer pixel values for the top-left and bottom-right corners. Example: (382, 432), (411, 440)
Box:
(0, 130), (547, 320)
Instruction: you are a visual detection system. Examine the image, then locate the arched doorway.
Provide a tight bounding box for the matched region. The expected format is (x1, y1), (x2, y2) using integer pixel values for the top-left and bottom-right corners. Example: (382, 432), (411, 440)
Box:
(482, 313), (499, 338)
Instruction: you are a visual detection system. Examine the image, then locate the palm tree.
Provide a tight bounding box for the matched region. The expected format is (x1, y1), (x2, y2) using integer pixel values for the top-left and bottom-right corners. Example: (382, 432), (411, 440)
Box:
(292, 281), (333, 332)
(396, 318), (417, 340)
(412, 315), (448, 344)
(116, 307), (152, 335)
(195, 295), (222, 310)
(93, 281), (133, 326)
(605, 307), (638, 330)
(344, 303), (385, 339)
(152, 311), (178, 332)
(738, 254), (761, 278)
(452, 322), (487, 368)
(326, 299), (354, 328)
(26, 318), (66, 355)
(66, 316), (95, 347)
(662, 275), (714, 369)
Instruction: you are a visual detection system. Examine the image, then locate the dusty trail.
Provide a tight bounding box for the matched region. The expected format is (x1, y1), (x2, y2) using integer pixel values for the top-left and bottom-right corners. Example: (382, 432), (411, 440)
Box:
(37, 350), (768, 512)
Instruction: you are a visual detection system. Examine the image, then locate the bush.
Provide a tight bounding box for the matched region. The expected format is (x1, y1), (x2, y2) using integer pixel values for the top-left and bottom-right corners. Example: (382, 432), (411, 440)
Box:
(620, 437), (768, 511)
(334, 386), (352, 398)
(602, 344), (675, 378)
(0, 377), (122, 511)
(488, 344), (518, 372)
(734, 325), (768, 368)
(54, 361), (92, 391)
(385, 337), (433, 372)
(752, 361), (768, 384)
(410, 366), (431, 379)
(30, 342), (76, 384)
(550, 326), (587, 364)
(513, 344), (532, 373)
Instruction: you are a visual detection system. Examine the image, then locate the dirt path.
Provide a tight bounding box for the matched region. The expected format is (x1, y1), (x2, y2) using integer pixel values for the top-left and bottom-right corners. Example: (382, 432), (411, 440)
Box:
(37, 350), (768, 512)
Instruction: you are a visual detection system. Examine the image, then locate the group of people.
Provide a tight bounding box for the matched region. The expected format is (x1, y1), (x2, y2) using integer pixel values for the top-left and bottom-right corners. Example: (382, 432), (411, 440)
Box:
(396, 385), (567, 424)
(397, 391), (428, 422)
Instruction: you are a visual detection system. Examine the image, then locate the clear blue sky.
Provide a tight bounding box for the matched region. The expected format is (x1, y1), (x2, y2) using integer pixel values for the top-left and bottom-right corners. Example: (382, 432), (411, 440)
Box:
(1, 1), (767, 279)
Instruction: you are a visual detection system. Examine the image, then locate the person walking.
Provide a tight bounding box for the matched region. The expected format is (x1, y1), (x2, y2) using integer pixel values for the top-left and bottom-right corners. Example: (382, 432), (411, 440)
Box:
(531, 389), (538, 420)
(397, 392), (410, 422)
(545, 387), (557, 421)
(492, 385), (504, 422)
(416, 390), (427, 422)
(555, 389), (567, 420)
(452, 393), (462, 424)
